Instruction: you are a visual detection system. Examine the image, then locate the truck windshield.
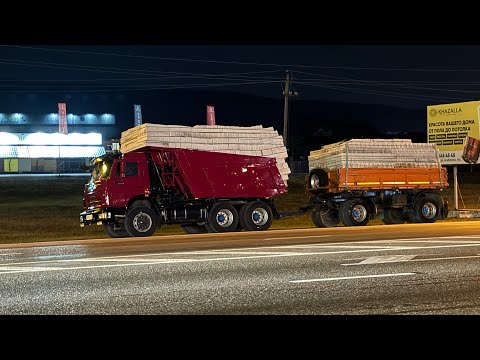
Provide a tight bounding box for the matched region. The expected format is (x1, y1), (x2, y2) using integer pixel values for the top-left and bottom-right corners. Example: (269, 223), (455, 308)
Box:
(89, 160), (112, 184)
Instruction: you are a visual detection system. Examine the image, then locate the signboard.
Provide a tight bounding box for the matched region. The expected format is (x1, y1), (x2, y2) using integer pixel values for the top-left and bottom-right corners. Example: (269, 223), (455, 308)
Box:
(58, 103), (68, 134)
(207, 105), (215, 126)
(427, 100), (480, 165)
(134, 104), (142, 127)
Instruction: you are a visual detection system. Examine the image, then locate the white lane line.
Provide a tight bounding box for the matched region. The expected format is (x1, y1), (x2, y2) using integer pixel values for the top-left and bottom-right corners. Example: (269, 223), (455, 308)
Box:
(79, 258), (196, 263)
(358, 255), (417, 264)
(290, 272), (416, 283)
(0, 253), (22, 256)
(0, 266), (65, 272)
(343, 254), (480, 266)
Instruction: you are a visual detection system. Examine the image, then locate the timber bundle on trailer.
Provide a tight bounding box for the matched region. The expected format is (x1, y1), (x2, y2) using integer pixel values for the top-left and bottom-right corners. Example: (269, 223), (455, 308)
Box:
(306, 139), (449, 227)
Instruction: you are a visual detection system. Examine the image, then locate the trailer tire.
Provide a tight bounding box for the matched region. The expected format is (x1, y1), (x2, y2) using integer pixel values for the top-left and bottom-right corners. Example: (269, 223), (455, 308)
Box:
(309, 169), (328, 191)
(181, 223), (208, 234)
(240, 201), (273, 231)
(311, 208), (340, 228)
(339, 199), (370, 226)
(410, 194), (440, 223)
(207, 202), (239, 233)
(103, 223), (130, 238)
(382, 208), (406, 225)
(125, 206), (158, 237)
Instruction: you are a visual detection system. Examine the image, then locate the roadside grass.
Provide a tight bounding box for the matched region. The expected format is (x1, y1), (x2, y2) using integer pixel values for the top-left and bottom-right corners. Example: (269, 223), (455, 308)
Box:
(0, 172), (479, 244)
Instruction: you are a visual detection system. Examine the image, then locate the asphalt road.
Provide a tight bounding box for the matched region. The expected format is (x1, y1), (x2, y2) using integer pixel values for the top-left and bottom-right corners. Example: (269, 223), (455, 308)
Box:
(1, 222), (480, 314)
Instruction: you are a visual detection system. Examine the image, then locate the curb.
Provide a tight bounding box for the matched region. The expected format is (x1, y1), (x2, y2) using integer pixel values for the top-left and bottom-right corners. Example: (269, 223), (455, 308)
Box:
(448, 210), (480, 218)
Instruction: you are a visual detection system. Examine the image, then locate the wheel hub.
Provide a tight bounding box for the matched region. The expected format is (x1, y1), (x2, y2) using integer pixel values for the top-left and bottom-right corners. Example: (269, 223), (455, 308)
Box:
(133, 212), (152, 232)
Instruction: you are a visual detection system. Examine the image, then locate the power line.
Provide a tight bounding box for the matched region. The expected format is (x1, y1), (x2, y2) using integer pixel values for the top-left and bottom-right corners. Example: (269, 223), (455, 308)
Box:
(5, 45), (480, 72)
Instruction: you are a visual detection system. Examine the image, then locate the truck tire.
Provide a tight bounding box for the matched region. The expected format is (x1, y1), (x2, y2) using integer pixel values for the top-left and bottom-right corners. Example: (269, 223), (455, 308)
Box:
(410, 194), (440, 223)
(382, 208), (406, 225)
(181, 223), (208, 234)
(125, 206), (158, 237)
(207, 202), (239, 232)
(309, 169), (328, 191)
(239, 201), (273, 231)
(311, 208), (340, 228)
(103, 223), (130, 238)
(339, 199), (370, 226)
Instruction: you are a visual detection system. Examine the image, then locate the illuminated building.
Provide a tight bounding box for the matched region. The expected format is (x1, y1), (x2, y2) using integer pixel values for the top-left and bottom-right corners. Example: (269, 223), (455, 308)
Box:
(0, 112), (116, 173)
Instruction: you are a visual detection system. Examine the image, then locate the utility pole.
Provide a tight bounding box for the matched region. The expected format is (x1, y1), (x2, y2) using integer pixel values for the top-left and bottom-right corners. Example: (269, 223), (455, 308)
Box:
(283, 70), (298, 155)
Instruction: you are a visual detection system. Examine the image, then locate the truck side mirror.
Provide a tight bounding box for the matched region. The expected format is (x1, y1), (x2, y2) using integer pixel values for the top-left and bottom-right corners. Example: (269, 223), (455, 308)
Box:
(119, 161), (126, 178)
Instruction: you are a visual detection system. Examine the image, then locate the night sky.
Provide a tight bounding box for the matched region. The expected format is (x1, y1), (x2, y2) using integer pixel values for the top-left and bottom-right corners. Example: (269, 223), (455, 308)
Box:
(2, 44), (480, 155)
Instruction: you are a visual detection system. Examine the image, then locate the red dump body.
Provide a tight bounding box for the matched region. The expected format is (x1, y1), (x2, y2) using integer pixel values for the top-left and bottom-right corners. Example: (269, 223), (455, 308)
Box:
(143, 146), (288, 199)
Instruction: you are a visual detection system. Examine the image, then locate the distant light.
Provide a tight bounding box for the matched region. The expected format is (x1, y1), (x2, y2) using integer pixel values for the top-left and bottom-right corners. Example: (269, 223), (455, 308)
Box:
(0, 132), (20, 145)
(23, 132), (103, 145)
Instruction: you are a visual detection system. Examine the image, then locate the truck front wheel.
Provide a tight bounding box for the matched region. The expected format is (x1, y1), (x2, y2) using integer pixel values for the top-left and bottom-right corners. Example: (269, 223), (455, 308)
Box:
(103, 223), (130, 238)
(311, 208), (340, 228)
(125, 206), (159, 237)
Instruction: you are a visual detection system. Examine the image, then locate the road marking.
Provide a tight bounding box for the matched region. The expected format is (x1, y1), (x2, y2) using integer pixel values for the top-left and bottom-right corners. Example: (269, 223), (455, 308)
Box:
(80, 258), (197, 263)
(290, 272), (416, 283)
(357, 255), (417, 264)
(0, 253), (22, 256)
(2, 238), (480, 275)
(343, 254), (480, 266)
(0, 266), (65, 272)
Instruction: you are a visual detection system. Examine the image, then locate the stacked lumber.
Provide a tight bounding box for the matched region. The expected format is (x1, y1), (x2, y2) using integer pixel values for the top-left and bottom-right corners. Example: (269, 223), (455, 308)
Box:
(308, 139), (440, 171)
(120, 123), (290, 183)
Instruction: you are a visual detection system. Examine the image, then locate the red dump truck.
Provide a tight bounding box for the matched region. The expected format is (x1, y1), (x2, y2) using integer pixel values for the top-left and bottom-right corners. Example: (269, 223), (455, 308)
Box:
(306, 166), (449, 227)
(80, 146), (288, 237)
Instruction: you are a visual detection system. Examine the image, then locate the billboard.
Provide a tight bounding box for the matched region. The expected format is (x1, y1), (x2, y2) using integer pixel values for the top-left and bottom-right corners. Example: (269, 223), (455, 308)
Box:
(207, 105), (215, 126)
(58, 103), (68, 134)
(134, 104), (142, 127)
(427, 100), (480, 165)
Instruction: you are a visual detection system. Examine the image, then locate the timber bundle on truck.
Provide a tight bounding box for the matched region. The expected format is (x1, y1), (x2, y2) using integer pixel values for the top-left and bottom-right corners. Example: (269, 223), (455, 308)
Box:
(307, 139), (449, 227)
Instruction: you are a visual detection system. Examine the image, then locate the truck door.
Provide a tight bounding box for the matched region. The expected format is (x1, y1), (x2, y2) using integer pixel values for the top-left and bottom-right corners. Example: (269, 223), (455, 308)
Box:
(108, 153), (150, 207)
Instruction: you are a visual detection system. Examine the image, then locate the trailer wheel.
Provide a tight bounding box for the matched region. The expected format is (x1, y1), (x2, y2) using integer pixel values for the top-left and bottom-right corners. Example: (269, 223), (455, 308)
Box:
(125, 206), (158, 237)
(181, 223), (208, 234)
(207, 202), (239, 232)
(410, 194), (440, 223)
(239, 201), (273, 231)
(339, 199), (370, 226)
(103, 223), (130, 238)
(308, 169), (328, 191)
(382, 208), (406, 225)
(311, 208), (340, 228)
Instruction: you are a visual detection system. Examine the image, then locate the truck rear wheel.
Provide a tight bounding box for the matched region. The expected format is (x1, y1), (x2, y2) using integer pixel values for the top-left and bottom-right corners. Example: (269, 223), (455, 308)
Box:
(103, 223), (130, 238)
(311, 208), (340, 228)
(410, 194), (440, 223)
(382, 208), (406, 225)
(207, 202), (239, 232)
(239, 201), (273, 231)
(339, 199), (370, 226)
(181, 223), (208, 234)
(125, 206), (158, 237)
